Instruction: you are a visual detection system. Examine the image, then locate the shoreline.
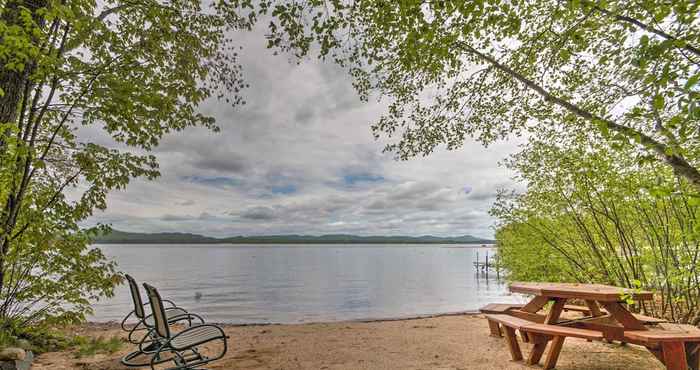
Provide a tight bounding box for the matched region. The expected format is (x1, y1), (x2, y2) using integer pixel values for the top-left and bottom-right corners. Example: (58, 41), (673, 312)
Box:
(87, 309), (484, 328)
(36, 313), (664, 370)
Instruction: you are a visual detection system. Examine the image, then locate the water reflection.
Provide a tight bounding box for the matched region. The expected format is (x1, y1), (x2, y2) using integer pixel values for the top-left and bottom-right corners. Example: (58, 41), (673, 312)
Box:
(90, 244), (523, 324)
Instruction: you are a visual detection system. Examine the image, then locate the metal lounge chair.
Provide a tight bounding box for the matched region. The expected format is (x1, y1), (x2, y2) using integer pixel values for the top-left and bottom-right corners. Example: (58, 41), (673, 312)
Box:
(142, 283), (229, 370)
(120, 275), (205, 367)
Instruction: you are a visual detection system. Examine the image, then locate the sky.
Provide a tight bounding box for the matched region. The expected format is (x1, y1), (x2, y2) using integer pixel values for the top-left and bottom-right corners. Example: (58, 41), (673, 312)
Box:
(88, 24), (524, 239)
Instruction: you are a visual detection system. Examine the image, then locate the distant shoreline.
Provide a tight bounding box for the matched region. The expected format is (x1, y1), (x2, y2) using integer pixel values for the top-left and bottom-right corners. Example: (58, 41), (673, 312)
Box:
(93, 229), (496, 245)
(93, 241), (497, 245)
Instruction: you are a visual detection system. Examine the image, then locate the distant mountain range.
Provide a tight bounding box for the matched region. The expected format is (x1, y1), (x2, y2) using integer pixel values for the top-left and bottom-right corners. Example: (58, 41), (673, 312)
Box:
(93, 230), (495, 245)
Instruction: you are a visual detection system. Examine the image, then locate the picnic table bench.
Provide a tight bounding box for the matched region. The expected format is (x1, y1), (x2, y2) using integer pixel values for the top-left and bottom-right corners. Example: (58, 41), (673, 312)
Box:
(481, 282), (700, 370)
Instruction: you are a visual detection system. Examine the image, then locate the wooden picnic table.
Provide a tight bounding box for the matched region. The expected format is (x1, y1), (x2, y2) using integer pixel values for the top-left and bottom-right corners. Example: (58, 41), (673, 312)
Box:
(486, 282), (700, 370)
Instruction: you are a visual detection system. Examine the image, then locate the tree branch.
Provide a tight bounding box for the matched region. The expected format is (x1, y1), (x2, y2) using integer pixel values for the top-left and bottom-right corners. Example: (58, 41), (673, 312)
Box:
(456, 42), (700, 189)
(584, 0), (700, 58)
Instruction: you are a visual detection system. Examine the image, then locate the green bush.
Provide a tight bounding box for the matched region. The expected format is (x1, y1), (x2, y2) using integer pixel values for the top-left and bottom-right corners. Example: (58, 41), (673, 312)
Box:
(493, 137), (700, 324)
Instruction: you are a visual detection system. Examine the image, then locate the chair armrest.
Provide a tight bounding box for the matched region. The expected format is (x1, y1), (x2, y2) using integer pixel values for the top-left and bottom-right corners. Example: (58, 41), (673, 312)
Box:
(120, 310), (136, 331)
(169, 312), (206, 326)
(141, 310), (205, 327)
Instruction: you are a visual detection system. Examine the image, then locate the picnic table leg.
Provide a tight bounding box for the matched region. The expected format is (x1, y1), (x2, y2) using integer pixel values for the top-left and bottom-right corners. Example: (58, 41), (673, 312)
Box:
(662, 342), (688, 370)
(521, 295), (550, 313)
(584, 300), (603, 316)
(543, 336), (565, 370)
(545, 298), (567, 324)
(685, 342), (699, 370)
(488, 319), (502, 337)
(527, 334), (548, 365)
(526, 297), (566, 366)
(599, 302), (647, 330)
(502, 326), (523, 361)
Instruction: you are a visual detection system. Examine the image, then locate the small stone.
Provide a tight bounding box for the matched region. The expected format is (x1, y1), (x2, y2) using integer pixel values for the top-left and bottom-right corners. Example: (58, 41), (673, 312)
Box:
(0, 348), (25, 361)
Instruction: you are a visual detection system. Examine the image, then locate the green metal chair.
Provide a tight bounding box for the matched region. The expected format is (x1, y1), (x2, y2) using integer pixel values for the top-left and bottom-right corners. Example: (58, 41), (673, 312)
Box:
(141, 283), (229, 369)
(120, 275), (204, 367)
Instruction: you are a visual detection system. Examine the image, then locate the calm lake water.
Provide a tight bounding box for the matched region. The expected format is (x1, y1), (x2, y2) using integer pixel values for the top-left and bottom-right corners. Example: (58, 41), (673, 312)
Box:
(90, 244), (522, 324)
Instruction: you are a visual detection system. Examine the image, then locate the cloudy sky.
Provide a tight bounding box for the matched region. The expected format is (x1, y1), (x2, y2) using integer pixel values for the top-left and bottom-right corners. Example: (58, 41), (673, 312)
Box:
(89, 25), (523, 239)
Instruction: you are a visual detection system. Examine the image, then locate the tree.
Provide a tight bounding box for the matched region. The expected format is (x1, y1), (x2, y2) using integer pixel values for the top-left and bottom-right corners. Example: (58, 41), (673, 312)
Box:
(491, 130), (700, 323)
(0, 0), (249, 326)
(235, 0), (700, 188)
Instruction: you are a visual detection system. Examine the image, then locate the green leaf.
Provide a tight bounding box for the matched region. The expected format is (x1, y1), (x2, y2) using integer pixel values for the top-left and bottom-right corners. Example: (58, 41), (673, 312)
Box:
(652, 95), (665, 109)
(685, 73), (700, 90)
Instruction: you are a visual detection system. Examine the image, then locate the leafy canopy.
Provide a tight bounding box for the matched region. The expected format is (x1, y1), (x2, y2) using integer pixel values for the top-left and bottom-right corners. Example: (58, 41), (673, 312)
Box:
(234, 0), (700, 187)
(0, 0), (249, 326)
(492, 128), (700, 322)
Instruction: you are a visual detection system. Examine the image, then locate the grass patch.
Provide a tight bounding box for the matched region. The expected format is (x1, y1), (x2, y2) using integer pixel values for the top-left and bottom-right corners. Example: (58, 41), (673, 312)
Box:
(72, 336), (123, 358)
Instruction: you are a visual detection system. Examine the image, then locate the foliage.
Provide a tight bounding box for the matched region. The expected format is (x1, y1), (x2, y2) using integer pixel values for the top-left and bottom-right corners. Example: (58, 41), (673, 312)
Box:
(72, 335), (123, 358)
(0, 0), (249, 326)
(0, 317), (71, 353)
(232, 0), (700, 187)
(0, 316), (122, 355)
(492, 130), (700, 323)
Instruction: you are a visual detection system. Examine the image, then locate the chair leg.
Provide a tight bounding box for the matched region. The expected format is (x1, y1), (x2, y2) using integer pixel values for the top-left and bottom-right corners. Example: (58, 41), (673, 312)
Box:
(488, 320), (502, 337)
(503, 326), (523, 361)
(543, 336), (565, 370)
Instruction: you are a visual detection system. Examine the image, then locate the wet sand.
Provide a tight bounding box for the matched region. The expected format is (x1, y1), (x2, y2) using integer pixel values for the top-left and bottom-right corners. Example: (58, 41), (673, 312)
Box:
(33, 314), (664, 369)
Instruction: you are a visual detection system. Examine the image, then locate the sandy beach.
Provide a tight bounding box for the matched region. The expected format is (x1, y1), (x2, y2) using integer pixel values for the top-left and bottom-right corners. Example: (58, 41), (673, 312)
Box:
(32, 313), (664, 370)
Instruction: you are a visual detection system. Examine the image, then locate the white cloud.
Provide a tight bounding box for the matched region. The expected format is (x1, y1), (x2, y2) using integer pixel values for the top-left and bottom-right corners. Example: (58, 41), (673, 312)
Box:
(88, 23), (523, 239)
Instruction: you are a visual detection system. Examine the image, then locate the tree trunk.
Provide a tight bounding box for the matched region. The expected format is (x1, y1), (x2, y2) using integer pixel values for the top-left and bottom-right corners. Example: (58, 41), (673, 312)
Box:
(0, 0), (48, 306)
(0, 1), (43, 125)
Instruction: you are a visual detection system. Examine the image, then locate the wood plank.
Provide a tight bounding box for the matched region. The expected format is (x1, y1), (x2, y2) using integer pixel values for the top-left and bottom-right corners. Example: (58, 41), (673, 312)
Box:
(480, 303), (525, 314)
(509, 309), (546, 323)
(509, 282), (653, 302)
(545, 298), (566, 324)
(521, 296), (550, 313)
(543, 336), (565, 370)
(524, 322), (604, 340)
(625, 324), (700, 343)
(484, 314), (533, 330)
(585, 300), (604, 316)
(662, 341), (688, 370)
(503, 326), (523, 361)
(600, 301), (647, 330)
(575, 321), (625, 342)
(633, 313), (667, 324)
(558, 314), (613, 327)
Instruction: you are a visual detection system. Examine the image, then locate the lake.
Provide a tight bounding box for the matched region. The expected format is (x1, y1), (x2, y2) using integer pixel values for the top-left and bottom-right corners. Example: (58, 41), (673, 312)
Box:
(90, 244), (523, 324)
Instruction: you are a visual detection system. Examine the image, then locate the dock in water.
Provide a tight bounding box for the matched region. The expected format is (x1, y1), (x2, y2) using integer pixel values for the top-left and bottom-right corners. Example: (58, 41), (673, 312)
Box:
(474, 250), (500, 280)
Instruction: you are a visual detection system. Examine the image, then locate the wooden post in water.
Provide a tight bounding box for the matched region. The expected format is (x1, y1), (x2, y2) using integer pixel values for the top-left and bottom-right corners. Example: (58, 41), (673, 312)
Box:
(485, 251), (489, 278)
(496, 253), (500, 281)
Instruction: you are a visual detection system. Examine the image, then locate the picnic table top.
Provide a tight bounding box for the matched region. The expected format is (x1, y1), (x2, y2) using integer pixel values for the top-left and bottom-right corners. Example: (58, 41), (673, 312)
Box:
(625, 323), (700, 342)
(509, 282), (654, 302)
